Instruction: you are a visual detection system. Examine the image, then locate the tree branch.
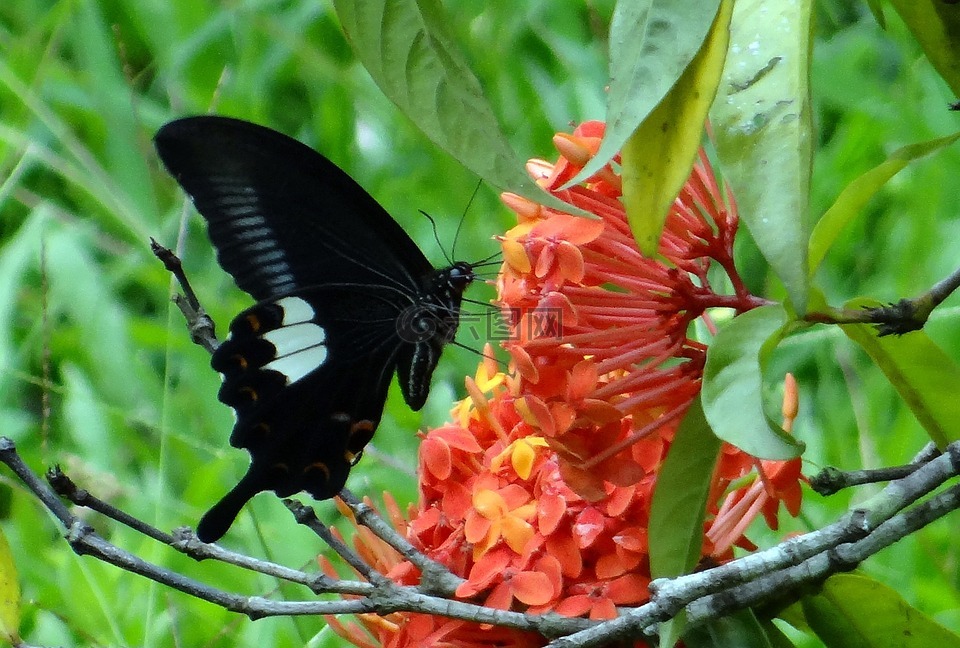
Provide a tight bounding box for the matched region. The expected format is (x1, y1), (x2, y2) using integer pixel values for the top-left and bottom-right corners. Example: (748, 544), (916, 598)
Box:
(803, 263), (960, 335)
(5, 433), (959, 645)
(151, 238), (218, 353)
(809, 443), (940, 495)
(0, 436), (593, 636)
(544, 441), (960, 647)
(340, 488), (466, 596)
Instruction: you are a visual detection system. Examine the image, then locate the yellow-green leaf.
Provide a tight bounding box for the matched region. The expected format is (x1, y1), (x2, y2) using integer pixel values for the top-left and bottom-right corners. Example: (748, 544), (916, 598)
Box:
(0, 526), (20, 644)
(563, 0), (722, 188)
(887, 0), (960, 95)
(841, 298), (960, 448)
(621, 0), (732, 256)
(809, 131), (960, 276)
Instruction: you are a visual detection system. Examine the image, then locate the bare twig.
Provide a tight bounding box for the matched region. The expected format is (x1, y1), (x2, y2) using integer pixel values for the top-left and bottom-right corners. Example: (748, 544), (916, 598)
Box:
(811, 462), (920, 496)
(284, 499), (387, 585)
(340, 488), (465, 596)
(151, 237), (218, 352)
(47, 466), (176, 544)
(0, 436), (590, 633)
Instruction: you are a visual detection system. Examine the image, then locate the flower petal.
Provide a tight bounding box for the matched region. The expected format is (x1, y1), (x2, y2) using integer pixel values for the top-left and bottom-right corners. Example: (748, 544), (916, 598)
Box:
(537, 491), (567, 536)
(501, 237), (533, 273)
(511, 571), (554, 606)
(421, 436), (452, 481)
(554, 594), (594, 617)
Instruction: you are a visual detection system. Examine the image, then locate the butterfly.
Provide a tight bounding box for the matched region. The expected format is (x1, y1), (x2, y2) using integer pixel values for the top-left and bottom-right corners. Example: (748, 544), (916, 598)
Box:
(154, 116), (477, 543)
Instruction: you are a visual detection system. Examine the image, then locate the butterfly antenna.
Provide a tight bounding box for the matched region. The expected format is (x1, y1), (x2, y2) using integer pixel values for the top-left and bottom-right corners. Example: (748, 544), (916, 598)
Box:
(450, 339), (505, 368)
(451, 179), (484, 261)
(463, 296), (499, 312)
(419, 210), (454, 266)
(472, 256), (503, 269)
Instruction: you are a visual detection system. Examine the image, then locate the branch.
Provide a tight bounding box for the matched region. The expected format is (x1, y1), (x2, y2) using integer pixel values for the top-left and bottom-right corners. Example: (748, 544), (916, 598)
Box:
(340, 488), (466, 595)
(5, 433), (960, 645)
(545, 441), (960, 647)
(803, 263), (960, 335)
(0, 436), (593, 635)
(809, 443), (940, 495)
(151, 238), (218, 353)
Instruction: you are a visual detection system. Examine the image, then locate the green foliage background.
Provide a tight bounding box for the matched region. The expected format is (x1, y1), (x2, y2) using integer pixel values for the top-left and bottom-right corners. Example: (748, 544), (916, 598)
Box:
(0, 1), (958, 646)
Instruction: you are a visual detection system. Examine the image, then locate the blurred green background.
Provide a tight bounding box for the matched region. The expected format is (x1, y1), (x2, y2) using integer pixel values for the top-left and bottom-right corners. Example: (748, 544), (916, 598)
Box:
(1, 1), (959, 646)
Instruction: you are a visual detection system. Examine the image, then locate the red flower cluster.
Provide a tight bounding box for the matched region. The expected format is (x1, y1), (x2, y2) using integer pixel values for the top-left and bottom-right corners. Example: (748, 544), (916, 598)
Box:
(327, 122), (803, 647)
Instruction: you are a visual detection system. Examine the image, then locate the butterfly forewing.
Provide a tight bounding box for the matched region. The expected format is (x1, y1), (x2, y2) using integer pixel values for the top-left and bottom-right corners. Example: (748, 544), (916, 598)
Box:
(155, 116), (434, 302)
(154, 116), (476, 542)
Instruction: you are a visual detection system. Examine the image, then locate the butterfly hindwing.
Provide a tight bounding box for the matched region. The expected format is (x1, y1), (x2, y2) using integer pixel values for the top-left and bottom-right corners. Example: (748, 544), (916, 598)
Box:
(196, 285), (403, 542)
(155, 116), (477, 543)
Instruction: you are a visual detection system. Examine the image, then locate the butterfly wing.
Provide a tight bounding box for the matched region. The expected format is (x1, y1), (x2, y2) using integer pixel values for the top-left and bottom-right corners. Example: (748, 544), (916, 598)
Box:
(196, 285), (404, 542)
(154, 116), (472, 542)
(154, 116), (434, 301)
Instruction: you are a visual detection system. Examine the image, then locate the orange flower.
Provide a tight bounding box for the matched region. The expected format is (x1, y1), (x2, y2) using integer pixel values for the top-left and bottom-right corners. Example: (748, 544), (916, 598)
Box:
(329, 122), (804, 648)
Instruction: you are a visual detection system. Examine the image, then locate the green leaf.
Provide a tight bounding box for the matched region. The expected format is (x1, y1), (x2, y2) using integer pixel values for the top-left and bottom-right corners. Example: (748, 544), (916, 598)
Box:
(802, 573), (960, 648)
(702, 305), (805, 460)
(565, 0), (722, 187)
(684, 609), (776, 648)
(711, 0), (814, 314)
(0, 525), (21, 644)
(864, 0), (886, 29)
(651, 397), (722, 648)
(809, 132), (960, 276)
(840, 298), (960, 448)
(887, 1), (960, 95)
(621, 0), (732, 255)
(332, 0), (582, 216)
(650, 397), (721, 578)
(0, 208), (50, 397)
(760, 619), (802, 648)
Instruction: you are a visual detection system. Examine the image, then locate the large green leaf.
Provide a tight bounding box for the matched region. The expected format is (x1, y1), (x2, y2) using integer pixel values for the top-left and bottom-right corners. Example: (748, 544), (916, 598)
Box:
(803, 573), (960, 648)
(332, 0), (581, 215)
(702, 305), (805, 460)
(565, 0), (721, 188)
(809, 132), (960, 276)
(711, 0), (814, 314)
(620, 0), (732, 256)
(841, 298), (960, 448)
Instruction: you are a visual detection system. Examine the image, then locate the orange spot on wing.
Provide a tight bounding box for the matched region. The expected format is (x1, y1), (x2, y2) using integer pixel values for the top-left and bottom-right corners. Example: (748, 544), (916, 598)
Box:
(303, 462), (330, 481)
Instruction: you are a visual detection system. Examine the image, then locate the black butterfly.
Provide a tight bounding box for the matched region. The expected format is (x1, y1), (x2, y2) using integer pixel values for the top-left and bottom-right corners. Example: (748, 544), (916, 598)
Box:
(154, 116), (476, 543)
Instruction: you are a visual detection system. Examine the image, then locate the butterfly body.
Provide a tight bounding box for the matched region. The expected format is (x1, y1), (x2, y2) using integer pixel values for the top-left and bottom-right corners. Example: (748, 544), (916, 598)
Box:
(154, 116), (475, 542)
